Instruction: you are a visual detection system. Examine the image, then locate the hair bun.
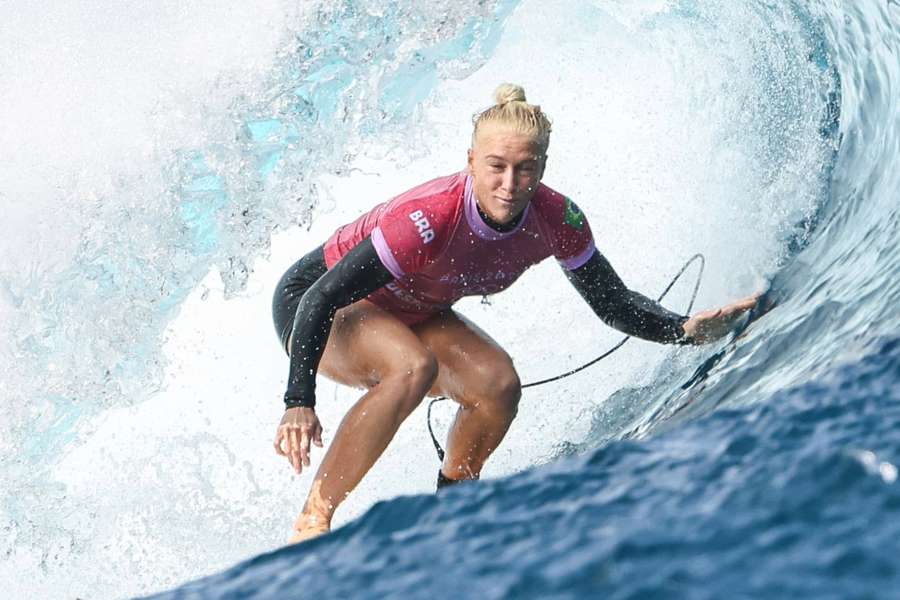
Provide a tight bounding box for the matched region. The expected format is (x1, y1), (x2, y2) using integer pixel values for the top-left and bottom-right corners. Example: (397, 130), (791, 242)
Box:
(493, 83), (526, 106)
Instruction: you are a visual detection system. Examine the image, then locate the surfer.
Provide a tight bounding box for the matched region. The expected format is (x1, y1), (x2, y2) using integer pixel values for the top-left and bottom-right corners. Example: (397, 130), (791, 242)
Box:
(271, 83), (758, 543)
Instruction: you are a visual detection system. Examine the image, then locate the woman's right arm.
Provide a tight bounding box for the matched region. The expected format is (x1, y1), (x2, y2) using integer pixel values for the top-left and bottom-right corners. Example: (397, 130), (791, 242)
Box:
(283, 236), (395, 409)
(276, 237), (394, 474)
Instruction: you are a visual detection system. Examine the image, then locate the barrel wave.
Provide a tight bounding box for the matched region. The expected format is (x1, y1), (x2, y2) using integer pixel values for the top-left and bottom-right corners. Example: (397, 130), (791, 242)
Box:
(2, 1), (899, 598)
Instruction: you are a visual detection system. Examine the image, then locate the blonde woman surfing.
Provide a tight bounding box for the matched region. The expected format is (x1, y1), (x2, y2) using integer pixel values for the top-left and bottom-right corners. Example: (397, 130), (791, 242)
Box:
(271, 83), (758, 543)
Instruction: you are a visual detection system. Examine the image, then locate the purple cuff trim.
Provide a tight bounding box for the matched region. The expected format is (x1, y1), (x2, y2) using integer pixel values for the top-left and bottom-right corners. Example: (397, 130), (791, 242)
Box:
(371, 227), (404, 278)
(464, 174), (530, 241)
(559, 241), (597, 271)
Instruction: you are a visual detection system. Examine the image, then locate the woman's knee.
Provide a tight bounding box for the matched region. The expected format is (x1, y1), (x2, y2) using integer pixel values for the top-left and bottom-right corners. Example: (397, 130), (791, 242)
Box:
(494, 369), (522, 416)
(469, 364), (521, 418)
(384, 351), (438, 412)
(405, 351), (440, 391)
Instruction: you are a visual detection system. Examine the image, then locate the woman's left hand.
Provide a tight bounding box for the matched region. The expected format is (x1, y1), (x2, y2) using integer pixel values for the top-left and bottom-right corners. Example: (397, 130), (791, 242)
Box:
(682, 294), (761, 344)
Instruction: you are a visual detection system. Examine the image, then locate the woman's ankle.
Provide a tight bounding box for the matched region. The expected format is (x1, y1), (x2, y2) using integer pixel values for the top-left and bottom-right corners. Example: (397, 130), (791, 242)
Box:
(289, 513), (331, 544)
(295, 510), (330, 529)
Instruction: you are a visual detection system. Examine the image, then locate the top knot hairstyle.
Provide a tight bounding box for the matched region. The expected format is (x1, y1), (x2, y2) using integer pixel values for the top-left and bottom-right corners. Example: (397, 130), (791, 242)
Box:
(472, 83), (552, 152)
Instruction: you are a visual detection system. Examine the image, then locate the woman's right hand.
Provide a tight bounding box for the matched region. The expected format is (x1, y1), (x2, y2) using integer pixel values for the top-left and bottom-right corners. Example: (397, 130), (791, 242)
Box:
(274, 407), (324, 475)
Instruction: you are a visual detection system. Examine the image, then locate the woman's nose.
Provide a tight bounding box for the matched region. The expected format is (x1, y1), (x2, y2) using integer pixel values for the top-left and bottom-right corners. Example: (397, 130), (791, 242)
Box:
(501, 167), (516, 193)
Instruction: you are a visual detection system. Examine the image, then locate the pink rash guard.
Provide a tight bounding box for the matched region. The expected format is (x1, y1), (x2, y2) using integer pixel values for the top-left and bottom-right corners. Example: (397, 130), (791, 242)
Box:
(323, 171), (596, 325)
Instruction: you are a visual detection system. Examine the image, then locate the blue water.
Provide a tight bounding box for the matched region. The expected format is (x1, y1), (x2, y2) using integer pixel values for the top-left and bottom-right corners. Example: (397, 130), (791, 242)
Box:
(3, 0), (900, 598)
(153, 339), (900, 598)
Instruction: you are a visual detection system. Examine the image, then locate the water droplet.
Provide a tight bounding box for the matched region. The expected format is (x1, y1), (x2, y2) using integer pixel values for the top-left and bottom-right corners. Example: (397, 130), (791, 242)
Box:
(880, 462), (898, 484)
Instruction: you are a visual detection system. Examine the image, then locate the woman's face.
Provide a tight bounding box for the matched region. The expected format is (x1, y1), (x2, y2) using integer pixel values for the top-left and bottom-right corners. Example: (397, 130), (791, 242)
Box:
(467, 127), (546, 225)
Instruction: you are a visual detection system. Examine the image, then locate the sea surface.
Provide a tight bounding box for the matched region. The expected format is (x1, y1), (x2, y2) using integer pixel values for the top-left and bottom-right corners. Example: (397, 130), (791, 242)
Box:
(2, 1), (899, 598)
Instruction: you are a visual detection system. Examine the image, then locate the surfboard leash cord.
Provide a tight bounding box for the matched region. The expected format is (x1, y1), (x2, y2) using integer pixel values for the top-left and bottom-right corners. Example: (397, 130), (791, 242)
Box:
(426, 253), (706, 462)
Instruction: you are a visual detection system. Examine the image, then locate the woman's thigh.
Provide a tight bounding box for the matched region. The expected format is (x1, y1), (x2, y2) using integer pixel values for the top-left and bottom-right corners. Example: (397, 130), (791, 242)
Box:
(312, 300), (435, 390)
(293, 302), (516, 404)
(412, 310), (520, 407)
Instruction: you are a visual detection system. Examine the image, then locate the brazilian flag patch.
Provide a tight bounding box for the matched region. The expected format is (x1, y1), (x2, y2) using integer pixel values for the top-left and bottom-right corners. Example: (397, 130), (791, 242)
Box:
(564, 197), (585, 230)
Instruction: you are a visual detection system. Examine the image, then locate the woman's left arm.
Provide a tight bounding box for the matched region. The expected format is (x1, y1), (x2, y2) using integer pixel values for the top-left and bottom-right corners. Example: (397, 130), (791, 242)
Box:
(565, 251), (758, 344)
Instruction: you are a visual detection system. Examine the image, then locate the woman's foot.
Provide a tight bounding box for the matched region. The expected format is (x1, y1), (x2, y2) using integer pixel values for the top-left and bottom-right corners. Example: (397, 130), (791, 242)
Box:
(288, 512), (331, 545)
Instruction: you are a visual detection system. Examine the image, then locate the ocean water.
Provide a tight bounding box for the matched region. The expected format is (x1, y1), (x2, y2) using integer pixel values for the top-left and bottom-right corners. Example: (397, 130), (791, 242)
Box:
(1, 0), (898, 598)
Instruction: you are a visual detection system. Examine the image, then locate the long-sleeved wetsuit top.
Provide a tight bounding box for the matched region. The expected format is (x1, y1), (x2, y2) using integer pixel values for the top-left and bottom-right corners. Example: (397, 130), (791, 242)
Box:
(283, 172), (688, 409)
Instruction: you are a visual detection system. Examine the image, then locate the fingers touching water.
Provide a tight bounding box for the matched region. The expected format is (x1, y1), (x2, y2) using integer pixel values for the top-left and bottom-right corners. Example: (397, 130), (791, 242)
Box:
(682, 293), (762, 344)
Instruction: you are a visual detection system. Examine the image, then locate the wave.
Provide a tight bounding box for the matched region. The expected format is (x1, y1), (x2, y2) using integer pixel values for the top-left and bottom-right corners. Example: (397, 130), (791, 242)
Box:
(4, 0), (899, 597)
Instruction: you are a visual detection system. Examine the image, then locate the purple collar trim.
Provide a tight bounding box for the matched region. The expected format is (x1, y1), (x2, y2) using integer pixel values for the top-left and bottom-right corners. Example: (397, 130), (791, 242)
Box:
(464, 174), (530, 241)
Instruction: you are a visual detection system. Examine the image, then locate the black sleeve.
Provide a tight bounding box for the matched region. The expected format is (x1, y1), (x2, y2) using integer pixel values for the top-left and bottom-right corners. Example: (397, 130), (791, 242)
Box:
(564, 250), (690, 344)
(284, 237), (395, 409)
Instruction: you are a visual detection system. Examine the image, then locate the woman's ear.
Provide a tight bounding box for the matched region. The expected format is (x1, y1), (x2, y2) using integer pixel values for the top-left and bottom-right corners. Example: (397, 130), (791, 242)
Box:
(467, 147), (475, 173)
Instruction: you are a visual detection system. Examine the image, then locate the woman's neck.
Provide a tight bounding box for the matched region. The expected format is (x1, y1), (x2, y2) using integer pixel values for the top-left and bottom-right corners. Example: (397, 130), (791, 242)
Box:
(475, 202), (524, 232)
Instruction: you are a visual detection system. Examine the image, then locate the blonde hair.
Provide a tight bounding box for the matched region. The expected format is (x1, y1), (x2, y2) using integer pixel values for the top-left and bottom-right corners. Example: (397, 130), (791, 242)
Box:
(472, 83), (552, 151)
